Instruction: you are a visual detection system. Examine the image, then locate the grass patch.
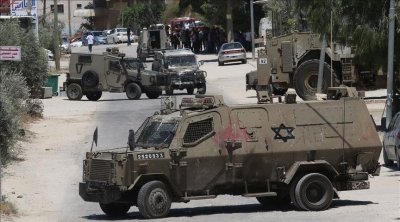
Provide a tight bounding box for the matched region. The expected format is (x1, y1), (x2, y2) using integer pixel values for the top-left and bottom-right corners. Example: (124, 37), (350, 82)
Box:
(0, 201), (18, 216)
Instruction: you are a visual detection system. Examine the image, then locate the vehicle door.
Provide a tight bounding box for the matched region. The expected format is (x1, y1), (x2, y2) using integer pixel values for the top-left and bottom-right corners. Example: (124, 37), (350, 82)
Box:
(227, 108), (271, 183)
(107, 29), (115, 43)
(170, 112), (225, 193)
(385, 113), (400, 157)
(105, 58), (124, 88)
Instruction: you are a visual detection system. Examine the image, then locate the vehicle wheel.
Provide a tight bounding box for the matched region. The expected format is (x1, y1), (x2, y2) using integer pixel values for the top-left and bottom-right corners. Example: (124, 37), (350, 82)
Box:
(197, 84), (206, 94)
(218, 60), (224, 66)
(293, 60), (339, 101)
(99, 202), (130, 217)
(66, 83), (83, 100)
(137, 181), (171, 219)
(145, 89), (162, 99)
(272, 85), (289, 96)
(242, 59), (247, 64)
(165, 87), (174, 95)
(294, 173), (333, 211)
(289, 175), (303, 209)
(126, 82), (142, 100)
(396, 147), (400, 169)
(186, 87), (194, 95)
(86, 91), (102, 101)
(81, 71), (99, 88)
(382, 145), (394, 166)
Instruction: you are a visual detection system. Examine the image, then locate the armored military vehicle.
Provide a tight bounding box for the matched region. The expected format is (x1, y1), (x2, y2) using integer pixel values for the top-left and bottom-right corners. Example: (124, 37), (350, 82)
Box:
(246, 32), (382, 101)
(79, 90), (381, 219)
(65, 48), (170, 101)
(152, 49), (207, 95)
(137, 27), (169, 62)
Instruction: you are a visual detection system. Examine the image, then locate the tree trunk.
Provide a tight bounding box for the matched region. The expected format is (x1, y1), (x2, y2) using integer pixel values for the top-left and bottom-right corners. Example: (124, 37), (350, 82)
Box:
(226, 0), (233, 42)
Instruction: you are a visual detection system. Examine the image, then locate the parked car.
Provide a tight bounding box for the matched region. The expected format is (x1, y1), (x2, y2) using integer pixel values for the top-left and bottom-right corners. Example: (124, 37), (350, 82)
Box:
(70, 40), (83, 47)
(82, 31), (106, 46)
(217, 42), (247, 66)
(106, 28), (128, 44)
(44, 48), (54, 60)
(383, 112), (400, 169)
(60, 37), (71, 53)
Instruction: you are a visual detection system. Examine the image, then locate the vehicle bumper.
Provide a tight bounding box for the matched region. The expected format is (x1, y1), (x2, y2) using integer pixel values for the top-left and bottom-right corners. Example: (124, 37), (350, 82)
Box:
(79, 182), (122, 204)
(220, 53), (246, 62)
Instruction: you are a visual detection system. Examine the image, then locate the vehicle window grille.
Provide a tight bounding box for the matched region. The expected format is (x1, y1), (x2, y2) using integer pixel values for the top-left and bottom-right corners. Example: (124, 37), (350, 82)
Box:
(78, 55), (92, 63)
(183, 118), (213, 144)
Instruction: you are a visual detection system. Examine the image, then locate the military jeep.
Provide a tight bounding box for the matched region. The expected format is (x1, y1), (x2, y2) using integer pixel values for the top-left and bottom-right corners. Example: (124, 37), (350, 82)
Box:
(64, 48), (170, 101)
(152, 49), (207, 95)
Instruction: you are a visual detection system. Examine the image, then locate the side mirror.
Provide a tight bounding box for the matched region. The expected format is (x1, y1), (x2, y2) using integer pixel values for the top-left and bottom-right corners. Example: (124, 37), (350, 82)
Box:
(128, 129), (136, 151)
(198, 60), (204, 66)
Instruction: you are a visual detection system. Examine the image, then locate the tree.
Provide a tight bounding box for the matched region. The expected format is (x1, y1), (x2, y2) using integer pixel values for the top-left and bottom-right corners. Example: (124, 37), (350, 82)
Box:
(122, 2), (166, 33)
(179, 0), (265, 37)
(296, 0), (400, 71)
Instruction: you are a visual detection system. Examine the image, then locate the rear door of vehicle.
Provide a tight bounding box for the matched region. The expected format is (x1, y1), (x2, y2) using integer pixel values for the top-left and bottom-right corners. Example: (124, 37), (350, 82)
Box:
(385, 113), (400, 158)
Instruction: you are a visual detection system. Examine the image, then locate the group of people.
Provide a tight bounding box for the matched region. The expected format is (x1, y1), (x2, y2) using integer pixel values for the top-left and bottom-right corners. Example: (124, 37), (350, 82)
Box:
(169, 27), (229, 54)
(169, 27), (254, 54)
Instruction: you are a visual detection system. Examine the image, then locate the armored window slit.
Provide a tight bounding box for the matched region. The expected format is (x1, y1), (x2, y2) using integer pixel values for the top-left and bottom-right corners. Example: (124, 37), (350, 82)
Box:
(183, 118), (213, 144)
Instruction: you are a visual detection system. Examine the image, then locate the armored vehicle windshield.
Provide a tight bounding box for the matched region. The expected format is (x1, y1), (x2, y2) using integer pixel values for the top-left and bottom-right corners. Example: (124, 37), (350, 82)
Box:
(124, 58), (145, 70)
(167, 55), (197, 67)
(136, 115), (180, 148)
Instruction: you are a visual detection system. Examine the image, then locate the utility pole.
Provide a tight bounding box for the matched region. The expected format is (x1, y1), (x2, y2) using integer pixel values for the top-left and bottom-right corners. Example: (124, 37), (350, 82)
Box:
(250, 0), (255, 60)
(43, 0), (46, 24)
(54, 0), (60, 71)
(226, 0), (233, 42)
(386, 0), (395, 128)
(68, 0), (71, 37)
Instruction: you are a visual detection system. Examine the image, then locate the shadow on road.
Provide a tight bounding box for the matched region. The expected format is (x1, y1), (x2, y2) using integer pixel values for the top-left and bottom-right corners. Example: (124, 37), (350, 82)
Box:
(82, 199), (375, 220)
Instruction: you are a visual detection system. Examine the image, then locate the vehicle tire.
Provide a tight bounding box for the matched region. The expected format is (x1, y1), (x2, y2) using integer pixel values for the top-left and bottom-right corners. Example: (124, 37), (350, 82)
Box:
(137, 181), (171, 219)
(294, 173), (334, 211)
(165, 87), (174, 95)
(382, 145), (394, 166)
(66, 83), (83, 100)
(86, 91), (102, 101)
(99, 202), (130, 217)
(197, 84), (206, 94)
(126, 82), (142, 100)
(272, 85), (289, 96)
(289, 175), (303, 210)
(145, 89), (162, 99)
(242, 59), (247, 64)
(81, 71), (99, 88)
(293, 60), (339, 101)
(186, 87), (194, 95)
(396, 147), (400, 169)
(218, 60), (224, 66)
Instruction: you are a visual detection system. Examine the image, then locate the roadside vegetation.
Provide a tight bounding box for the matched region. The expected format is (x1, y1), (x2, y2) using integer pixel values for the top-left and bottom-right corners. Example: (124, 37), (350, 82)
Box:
(0, 19), (47, 164)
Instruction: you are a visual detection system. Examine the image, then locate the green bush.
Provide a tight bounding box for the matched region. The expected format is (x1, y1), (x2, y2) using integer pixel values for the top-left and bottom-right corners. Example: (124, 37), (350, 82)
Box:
(0, 68), (29, 162)
(0, 19), (48, 95)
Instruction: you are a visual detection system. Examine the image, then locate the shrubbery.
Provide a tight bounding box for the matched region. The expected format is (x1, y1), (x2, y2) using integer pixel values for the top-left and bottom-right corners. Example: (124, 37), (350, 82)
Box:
(0, 19), (48, 163)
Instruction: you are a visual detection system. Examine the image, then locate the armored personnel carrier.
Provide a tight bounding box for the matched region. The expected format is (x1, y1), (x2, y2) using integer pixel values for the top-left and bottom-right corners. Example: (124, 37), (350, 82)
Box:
(64, 48), (169, 101)
(246, 32), (382, 101)
(79, 91), (381, 219)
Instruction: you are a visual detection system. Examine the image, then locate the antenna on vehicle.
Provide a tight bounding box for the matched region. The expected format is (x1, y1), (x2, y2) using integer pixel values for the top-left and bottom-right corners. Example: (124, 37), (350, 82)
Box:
(90, 127), (98, 153)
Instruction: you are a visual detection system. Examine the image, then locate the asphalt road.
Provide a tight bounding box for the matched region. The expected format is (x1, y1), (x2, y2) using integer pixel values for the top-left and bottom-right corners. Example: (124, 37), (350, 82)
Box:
(3, 43), (399, 222)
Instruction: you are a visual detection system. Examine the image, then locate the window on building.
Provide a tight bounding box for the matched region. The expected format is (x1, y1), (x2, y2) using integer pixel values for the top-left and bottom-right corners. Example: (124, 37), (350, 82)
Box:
(77, 4), (82, 9)
(50, 4), (64, 13)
